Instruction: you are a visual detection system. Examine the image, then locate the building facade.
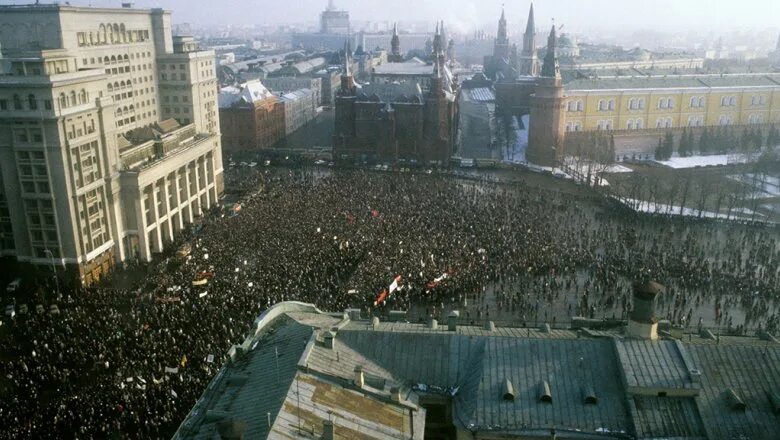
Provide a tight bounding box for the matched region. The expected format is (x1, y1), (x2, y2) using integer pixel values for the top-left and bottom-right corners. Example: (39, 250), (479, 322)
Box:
(480, 6), (780, 166)
(278, 88), (318, 135)
(333, 33), (459, 164)
(218, 81), (284, 151)
(261, 76), (322, 107)
(320, 0), (350, 35)
(0, 4), (223, 284)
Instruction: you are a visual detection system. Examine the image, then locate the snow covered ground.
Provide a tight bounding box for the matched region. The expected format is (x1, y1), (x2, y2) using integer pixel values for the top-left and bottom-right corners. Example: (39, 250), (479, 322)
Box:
(728, 173), (780, 197)
(614, 197), (763, 220)
(654, 154), (748, 169)
(503, 115), (529, 164)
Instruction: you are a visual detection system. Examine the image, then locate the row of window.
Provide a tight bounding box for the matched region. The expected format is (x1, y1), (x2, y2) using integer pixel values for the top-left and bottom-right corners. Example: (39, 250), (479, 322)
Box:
(569, 114), (769, 131)
(76, 24), (150, 47)
(568, 94), (772, 113)
(59, 90), (89, 109)
(0, 94), (53, 112)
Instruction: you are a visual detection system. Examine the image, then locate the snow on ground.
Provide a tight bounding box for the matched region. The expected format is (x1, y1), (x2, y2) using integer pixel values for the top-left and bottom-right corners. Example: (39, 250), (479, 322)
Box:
(728, 173), (780, 197)
(654, 154), (748, 169)
(603, 164), (633, 173)
(614, 196), (763, 220)
(504, 114), (529, 164)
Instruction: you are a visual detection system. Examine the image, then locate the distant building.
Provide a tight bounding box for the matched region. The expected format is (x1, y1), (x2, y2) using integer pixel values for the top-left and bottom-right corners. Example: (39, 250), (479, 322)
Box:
(0, 4), (223, 283)
(478, 5), (780, 166)
(314, 68), (341, 106)
(291, 0), (353, 51)
(770, 34), (780, 65)
(333, 30), (459, 164)
(218, 81), (284, 151)
(320, 0), (350, 35)
(262, 76), (322, 107)
(269, 57), (327, 78)
(278, 88), (318, 135)
(174, 296), (780, 440)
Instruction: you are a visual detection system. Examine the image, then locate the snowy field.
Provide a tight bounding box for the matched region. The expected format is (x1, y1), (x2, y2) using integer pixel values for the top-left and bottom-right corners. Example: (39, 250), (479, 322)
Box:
(614, 197), (763, 220)
(654, 154), (749, 169)
(728, 173), (780, 197)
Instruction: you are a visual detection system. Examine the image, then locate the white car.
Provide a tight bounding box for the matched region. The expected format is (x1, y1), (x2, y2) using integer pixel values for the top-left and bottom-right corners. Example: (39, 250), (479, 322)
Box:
(4, 305), (15, 319)
(6, 278), (21, 293)
(49, 304), (60, 315)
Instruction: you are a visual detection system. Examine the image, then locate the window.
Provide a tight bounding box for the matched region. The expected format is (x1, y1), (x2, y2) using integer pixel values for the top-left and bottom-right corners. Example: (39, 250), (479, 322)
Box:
(598, 100), (605, 111)
(629, 98), (636, 110)
(636, 118), (643, 129)
(13, 94), (22, 110)
(729, 96), (736, 106)
(608, 100), (615, 111)
(0, 100), (7, 110)
(690, 96), (697, 108)
(627, 119), (634, 130)
(44, 100), (52, 110)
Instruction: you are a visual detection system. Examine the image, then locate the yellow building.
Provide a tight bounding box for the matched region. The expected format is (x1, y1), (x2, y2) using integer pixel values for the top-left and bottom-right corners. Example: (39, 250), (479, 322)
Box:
(562, 74), (780, 133)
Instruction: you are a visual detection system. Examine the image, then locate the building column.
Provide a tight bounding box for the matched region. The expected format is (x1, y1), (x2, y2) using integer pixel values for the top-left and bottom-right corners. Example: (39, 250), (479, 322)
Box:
(173, 169), (185, 231)
(192, 161), (202, 217)
(149, 181), (163, 253)
(162, 173), (174, 243)
(183, 165), (194, 223)
(134, 190), (151, 262)
(200, 156), (211, 209)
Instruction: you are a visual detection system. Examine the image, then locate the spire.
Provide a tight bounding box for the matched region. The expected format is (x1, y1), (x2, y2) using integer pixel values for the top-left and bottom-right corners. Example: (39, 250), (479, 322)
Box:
(432, 21), (442, 55)
(343, 39), (351, 76)
(525, 2), (535, 37)
(497, 6), (508, 42)
(440, 21), (447, 48)
(390, 22), (402, 61)
(541, 23), (560, 78)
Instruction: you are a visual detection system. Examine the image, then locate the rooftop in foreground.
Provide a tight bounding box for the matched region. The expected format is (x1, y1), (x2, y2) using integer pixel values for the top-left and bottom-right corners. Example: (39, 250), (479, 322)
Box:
(173, 302), (780, 440)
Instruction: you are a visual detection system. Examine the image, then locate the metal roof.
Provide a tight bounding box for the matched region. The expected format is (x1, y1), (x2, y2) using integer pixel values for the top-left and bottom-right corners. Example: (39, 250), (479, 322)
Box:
(174, 303), (780, 439)
(566, 73), (780, 92)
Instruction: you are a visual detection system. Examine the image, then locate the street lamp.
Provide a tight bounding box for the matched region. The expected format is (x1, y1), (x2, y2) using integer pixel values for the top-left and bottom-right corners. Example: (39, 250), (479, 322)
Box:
(43, 249), (61, 302)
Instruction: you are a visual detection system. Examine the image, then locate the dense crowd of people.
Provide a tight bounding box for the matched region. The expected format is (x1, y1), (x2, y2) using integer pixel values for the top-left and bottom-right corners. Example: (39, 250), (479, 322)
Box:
(1, 166), (778, 438)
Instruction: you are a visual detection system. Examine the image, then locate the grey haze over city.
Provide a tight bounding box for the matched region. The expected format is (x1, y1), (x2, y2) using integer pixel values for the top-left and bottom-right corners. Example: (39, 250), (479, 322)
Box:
(2, 0), (779, 32)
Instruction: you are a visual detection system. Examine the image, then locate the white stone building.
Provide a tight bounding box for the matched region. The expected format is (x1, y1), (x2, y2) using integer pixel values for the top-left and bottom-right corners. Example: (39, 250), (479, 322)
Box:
(278, 88), (317, 135)
(0, 4), (223, 284)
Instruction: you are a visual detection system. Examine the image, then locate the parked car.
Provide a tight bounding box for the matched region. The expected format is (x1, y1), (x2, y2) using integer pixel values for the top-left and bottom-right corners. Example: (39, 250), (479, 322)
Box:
(49, 304), (60, 316)
(18, 304), (28, 315)
(4, 304), (15, 319)
(35, 304), (45, 314)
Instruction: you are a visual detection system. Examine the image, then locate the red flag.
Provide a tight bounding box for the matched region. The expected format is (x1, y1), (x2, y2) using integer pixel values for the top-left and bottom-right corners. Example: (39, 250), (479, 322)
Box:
(374, 289), (388, 306)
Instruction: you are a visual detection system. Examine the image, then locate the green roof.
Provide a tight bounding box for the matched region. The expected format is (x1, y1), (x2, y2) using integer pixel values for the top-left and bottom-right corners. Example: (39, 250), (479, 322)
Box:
(566, 73), (780, 91)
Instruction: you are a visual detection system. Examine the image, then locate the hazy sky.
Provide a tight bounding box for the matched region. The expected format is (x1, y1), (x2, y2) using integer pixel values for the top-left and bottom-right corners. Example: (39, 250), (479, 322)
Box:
(4, 0), (780, 33)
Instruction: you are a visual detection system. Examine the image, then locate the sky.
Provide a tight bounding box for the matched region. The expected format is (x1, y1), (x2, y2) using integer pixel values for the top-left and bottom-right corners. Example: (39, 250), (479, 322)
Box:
(2, 0), (779, 34)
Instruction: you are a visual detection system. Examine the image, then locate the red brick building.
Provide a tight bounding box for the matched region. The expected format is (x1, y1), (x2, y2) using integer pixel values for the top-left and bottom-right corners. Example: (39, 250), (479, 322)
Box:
(218, 81), (285, 151)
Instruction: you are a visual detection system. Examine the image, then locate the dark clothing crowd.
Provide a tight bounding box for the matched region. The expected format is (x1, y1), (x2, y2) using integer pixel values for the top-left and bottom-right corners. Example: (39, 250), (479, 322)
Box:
(1, 167), (778, 439)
